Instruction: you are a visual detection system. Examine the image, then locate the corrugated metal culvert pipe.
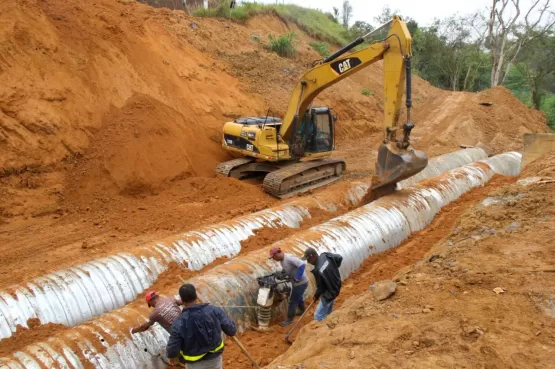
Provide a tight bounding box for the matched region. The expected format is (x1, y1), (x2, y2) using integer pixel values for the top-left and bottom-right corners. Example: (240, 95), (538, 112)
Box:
(0, 149), (488, 340)
(0, 152), (521, 369)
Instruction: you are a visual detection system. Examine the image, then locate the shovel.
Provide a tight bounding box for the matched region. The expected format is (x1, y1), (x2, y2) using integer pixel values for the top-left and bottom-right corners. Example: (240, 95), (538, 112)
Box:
(284, 300), (315, 344)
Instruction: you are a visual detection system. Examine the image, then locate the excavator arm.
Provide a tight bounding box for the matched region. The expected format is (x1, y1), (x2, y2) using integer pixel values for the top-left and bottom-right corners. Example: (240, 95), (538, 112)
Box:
(217, 16), (427, 200)
(278, 16), (427, 196)
(279, 17), (408, 140)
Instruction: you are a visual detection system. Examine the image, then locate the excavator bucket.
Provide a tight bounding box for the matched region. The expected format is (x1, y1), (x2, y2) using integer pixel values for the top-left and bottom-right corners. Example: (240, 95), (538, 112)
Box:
(367, 143), (428, 201)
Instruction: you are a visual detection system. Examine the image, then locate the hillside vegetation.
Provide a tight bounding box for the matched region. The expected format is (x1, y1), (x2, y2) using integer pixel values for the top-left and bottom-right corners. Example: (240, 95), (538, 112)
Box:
(191, 0), (555, 131)
(193, 1), (350, 45)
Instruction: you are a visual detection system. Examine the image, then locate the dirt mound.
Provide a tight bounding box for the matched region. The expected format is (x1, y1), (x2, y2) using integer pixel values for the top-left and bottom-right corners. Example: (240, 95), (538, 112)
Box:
(522, 150), (555, 177)
(413, 86), (548, 157)
(69, 93), (225, 195)
(0, 0), (266, 173)
(267, 175), (555, 369)
(0, 318), (66, 357)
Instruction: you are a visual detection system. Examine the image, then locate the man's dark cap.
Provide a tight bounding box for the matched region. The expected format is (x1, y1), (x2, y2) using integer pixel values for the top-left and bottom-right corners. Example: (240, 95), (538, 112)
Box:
(301, 247), (318, 261)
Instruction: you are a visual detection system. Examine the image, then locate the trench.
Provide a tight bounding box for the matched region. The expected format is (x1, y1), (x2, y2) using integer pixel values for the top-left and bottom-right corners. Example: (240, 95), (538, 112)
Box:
(0, 149), (487, 341)
(0, 152), (521, 368)
(223, 174), (518, 368)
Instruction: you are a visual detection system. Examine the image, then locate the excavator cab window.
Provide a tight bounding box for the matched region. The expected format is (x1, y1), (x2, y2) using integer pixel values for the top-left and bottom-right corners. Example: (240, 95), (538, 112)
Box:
(305, 109), (333, 153)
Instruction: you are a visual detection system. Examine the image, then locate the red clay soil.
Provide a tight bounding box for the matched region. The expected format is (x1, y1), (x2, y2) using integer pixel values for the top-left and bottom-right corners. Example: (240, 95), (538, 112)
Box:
(334, 175), (517, 306)
(267, 155), (555, 369)
(412, 87), (548, 157)
(225, 305), (317, 368)
(522, 150), (555, 177)
(221, 176), (516, 369)
(0, 318), (66, 357)
(0, 0), (548, 293)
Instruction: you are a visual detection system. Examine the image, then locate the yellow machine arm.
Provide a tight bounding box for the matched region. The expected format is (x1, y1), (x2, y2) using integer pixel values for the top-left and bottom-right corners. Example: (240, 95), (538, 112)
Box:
(279, 16), (411, 142)
(280, 16), (427, 194)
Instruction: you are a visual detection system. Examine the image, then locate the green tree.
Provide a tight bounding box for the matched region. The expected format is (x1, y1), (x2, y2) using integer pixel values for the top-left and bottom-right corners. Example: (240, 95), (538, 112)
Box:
(487, 0), (555, 86)
(341, 0), (353, 28)
(514, 34), (555, 110)
(374, 5), (395, 24)
(333, 7), (340, 22)
(349, 21), (374, 39)
(543, 96), (555, 131)
(412, 16), (490, 92)
(373, 6), (418, 37)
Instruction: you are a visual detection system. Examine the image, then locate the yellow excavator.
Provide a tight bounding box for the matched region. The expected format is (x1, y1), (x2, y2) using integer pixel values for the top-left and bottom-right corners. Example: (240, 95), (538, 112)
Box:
(216, 16), (428, 199)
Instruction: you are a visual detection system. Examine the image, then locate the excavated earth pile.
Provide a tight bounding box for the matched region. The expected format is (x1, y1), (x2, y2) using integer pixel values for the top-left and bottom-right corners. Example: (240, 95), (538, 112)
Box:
(0, 0), (548, 292)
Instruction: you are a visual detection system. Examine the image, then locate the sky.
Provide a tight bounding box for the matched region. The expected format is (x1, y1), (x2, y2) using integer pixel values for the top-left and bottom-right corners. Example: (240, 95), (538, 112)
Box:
(254, 0), (551, 27)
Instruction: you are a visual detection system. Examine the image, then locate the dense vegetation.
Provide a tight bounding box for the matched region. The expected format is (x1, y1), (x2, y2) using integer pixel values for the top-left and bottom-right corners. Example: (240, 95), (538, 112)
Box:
(169, 0), (555, 130)
(193, 1), (350, 45)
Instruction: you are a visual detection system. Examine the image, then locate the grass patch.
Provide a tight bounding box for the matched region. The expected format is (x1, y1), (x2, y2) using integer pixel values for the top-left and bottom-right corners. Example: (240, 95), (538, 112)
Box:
(193, 0), (250, 21)
(268, 32), (296, 58)
(310, 41), (330, 57)
(193, 2), (349, 46)
(268, 4), (349, 45)
(361, 88), (374, 96)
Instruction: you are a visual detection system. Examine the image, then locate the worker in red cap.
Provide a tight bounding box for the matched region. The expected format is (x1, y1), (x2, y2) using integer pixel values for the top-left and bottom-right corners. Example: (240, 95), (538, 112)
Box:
(130, 290), (183, 334)
(269, 247), (308, 327)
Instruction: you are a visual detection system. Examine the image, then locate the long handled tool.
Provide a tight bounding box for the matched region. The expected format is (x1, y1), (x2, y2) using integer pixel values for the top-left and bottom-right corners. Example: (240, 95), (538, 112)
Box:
(285, 300), (315, 344)
(178, 276), (261, 369)
(228, 334), (260, 369)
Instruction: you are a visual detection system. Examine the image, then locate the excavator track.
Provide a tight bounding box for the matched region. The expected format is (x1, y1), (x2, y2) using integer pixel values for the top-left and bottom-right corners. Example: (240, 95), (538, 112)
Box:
(263, 158), (346, 199)
(215, 157), (256, 178)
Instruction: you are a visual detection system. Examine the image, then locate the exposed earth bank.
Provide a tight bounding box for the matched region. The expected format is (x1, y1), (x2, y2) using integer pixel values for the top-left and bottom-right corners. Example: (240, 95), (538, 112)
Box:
(265, 152), (555, 369)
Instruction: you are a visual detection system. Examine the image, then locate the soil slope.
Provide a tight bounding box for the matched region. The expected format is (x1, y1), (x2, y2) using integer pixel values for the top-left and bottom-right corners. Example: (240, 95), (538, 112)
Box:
(0, 0), (548, 289)
(266, 155), (555, 369)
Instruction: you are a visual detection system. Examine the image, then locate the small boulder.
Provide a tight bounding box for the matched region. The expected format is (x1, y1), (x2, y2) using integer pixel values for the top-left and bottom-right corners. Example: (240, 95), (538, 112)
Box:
(370, 280), (397, 301)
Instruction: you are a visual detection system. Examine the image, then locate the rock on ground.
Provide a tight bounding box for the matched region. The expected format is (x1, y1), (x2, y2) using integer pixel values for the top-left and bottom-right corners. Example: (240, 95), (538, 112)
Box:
(369, 280), (397, 301)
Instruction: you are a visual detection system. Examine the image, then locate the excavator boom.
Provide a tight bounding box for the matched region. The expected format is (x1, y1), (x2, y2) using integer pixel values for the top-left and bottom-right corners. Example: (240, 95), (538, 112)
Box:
(217, 16), (427, 199)
(275, 16), (427, 197)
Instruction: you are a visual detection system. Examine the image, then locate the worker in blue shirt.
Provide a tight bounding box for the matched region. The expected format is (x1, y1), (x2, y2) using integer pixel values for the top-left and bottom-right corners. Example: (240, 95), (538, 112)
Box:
(167, 284), (237, 369)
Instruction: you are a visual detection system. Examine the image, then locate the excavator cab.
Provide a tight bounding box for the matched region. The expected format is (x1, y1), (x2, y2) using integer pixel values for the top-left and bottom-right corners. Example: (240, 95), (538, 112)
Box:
(304, 107), (336, 154)
(291, 107), (336, 158)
